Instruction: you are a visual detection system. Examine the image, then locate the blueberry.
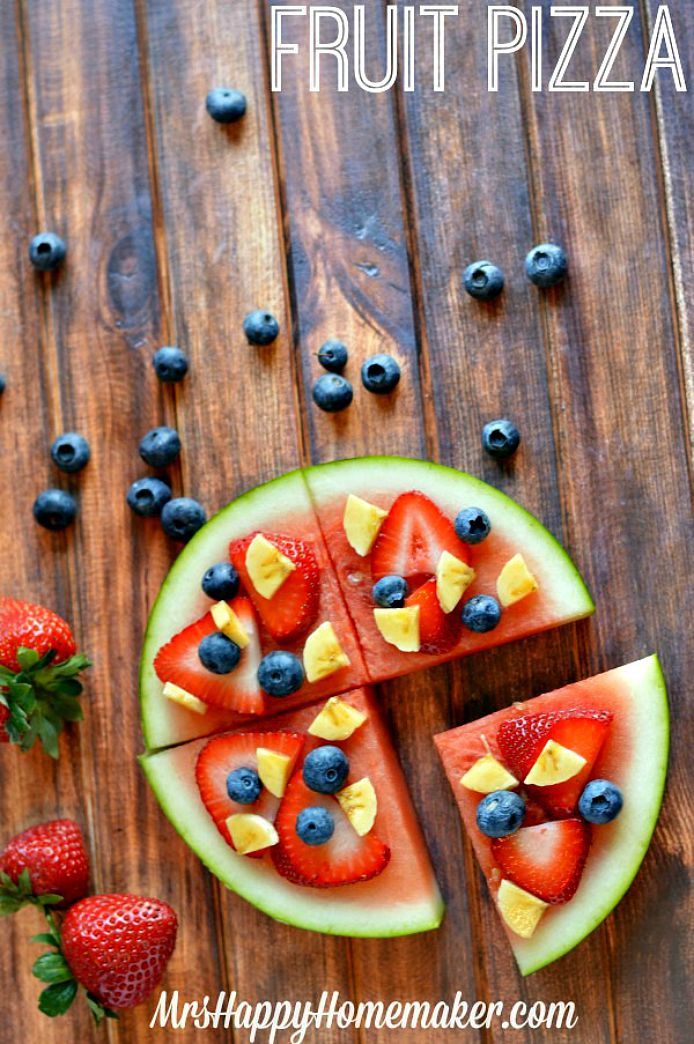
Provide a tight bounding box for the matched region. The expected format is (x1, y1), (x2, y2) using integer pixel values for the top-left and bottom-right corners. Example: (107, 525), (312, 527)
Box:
(206, 87), (247, 124)
(198, 631), (241, 674)
(50, 432), (90, 474)
(312, 374), (353, 413)
(317, 339), (349, 373)
(139, 426), (182, 467)
(161, 497), (206, 542)
(578, 779), (623, 825)
(257, 651), (304, 697)
(372, 575), (408, 608)
(361, 353), (401, 395)
(482, 418), (521, 461)
(32, 489), (77, 531)
(525, 243), (568, 288)
(463, 261), (504, 301)
(202, 562), (240, 600)
(29, 232), (66, 272)
(0, 373), (6, 395)
(476, 790), (525, 838)
(153, 346), (189, 383)
(296, 806), (335, 846)
(454, 507), (492, 545)
(126, 477), (172, 518)
(462, 594), (501, 633)
(302, 746), (349, 795)
(243, 310), (279, 346)
(226, 767), (262, 805)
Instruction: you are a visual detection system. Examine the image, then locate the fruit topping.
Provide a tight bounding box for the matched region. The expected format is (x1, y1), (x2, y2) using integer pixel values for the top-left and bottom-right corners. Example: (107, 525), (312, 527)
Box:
(162, 681), (208, 715)
(373, 606), (420, 652)
(313, 373), (354, 413)
(256, 747), (293, 798)
(211, 600), (250, 648)
(308, 696), (367, 741)
(372, 575), (408, 608)
(578, 779), (624, 824)
(202, 562), (240, 601)
(230, 533), (320, 641)
(198, 632), (241, 674)
(153, 345), (189, 383)
(225, 767), (262, 805)
(482, 419), (521, 461)
(303, 621), (350, 682)
(435, 550), (475, 613)
(476, 791), (526, 838)
(497, 879), (548, 939)
(161, 497), (206, 542)
(227, 814), (279, 855)
(497, 553), (538, 607)
(127, 477), (172, 517)
(343, 494), (387, 556)
(243, 310), (279, 346)
(244, 533), (296, 598)
(523, 739), (586, 787)
(491, 818), (590, 904)
(406, 577), (461, 653)
(296, 807), (335, 845)
(257, 651), (305, 697)
(461, 594), (501, 633)
(371, 491), (470, 583)
(454, 506), (492, 544)
(50, 432), (90, 474)
(303, 745), (349, 794)
(460, 753), (518, 794)
(336, 777), (377, 836)
(360, 353), (401, 395)
(139, 425), (181, 467)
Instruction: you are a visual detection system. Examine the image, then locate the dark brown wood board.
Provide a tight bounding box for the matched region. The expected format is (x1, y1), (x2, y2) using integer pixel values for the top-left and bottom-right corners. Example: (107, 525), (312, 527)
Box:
(0, 1), (691, 1043)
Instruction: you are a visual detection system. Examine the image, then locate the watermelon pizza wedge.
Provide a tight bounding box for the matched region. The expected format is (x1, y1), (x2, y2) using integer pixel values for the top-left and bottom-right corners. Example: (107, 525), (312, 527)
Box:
(434, 655), (669, 974)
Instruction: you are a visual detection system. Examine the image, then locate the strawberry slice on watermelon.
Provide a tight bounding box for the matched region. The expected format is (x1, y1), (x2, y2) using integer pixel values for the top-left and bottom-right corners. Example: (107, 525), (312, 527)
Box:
(497, 708), (613, 818)
(492, 819), (591, 903)
(370, 491), (470, 584)
(230, 533), (320, 642)
(196, 730), (304, 851)
(405, 577), (461, 654)
(154, 597), (264, 715)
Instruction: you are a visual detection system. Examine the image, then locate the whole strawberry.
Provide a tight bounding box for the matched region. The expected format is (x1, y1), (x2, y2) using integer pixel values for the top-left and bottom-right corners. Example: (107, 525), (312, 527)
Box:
(0, 597), (90, 757)
(0, 819), (89, 913)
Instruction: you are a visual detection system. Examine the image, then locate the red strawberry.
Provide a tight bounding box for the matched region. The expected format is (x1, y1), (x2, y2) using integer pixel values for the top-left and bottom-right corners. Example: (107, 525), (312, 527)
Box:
(0, 819), (89, 911)
(497, 709), (613, 818)
(272, 772), (390, 888)
(0, 598), (76, 672)
(370, 491), (470, 584)
(230, 533), (320, 641)
(61, 894), (177, 1010)
(405, 577), (461, 654)
(154, 597), (264, 715)
(0, 702), (9, 743)
(196, 730), (304, 850)
(492, 819), (591, 904)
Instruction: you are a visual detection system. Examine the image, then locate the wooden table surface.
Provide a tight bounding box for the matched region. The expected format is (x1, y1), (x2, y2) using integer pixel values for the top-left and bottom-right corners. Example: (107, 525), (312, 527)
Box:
(0, 2), (691, 1042)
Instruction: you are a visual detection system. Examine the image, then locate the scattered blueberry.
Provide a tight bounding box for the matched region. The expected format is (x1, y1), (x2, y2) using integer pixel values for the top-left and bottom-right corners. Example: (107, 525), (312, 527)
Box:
(302, 746), (349, 795)
(161, 497), (206, 542)
(202, 562), (240, 601)
(578, 779), (623, 825)
(317, 340), (349, 373)
(463, 261), (504, 301)
(153, 346), (189, 383)
(126, 477), (172, 518)
(258, 651), (304, 697)
(455, 507), (492, 545)
(462, 594), (502, 633)
(476, 790), (525, 838)
(482, 418), (521, 461)
(32, 489), (77, 531)
(139, 426), (182, 467)
(372, 575), (408, 608)
(226, 767), (262, 805)
(525, 243), (568, 288)
(312, 374), (353, 413)
(50, 432), (90, 474)
(0, 373), (6, 395)
(361, 353), (401, 395)
(243, 310), (279, 346)
(206, 87), (247, 124)
(296, 806), (335, 846)
(198, 631), (241, 674)
(29, 232), (66, 272)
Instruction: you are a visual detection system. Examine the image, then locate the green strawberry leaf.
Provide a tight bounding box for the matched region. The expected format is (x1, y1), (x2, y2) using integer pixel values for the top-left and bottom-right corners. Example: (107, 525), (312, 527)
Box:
(16, 647), (40, 671)
(38, 979), (78, 1017)
(86, 992), (119, 1024)
(31, 932), (61, 947)
(32, 953), (73, 984)
(35, 717), (59, 759)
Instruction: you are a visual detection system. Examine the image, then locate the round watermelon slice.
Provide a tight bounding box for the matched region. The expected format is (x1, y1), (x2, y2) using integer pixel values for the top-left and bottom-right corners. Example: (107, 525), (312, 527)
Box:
(434, 655), (669, 974)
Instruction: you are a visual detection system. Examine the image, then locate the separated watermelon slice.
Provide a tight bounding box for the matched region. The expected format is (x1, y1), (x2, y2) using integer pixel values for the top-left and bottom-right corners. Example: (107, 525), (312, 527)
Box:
(434, 656), (669, 974)
(141, 688), (443, 937)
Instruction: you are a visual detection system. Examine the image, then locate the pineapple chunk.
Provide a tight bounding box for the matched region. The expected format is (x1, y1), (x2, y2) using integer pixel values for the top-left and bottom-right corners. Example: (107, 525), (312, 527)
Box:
(436, 550), (476, 613)
(497, 879), (548, 939)
(373, 606), (420, 652)
(303, 622), (351, 683)
(336, 777), (377, 836)
(308, 696), (367, 741)
(210, 600), (250, 649)
(226, 813), (279, 855)
(343, 494), (387, 556)
(460, 753), (518, 793)
(162, 681), (208, 715)
(256, 748), (292, 798)
(523, 739), (587, 786)
(496, 553), (538, 608)
(245, 534), (295, 599)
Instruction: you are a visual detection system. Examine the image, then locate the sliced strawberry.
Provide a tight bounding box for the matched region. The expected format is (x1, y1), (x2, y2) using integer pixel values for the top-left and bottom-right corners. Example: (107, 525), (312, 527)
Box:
(154, 597), (264, 715)
(520, 793), (550, 827)
(272, 772), (390, 888)
(497, 709), (613, 818)
(492, 819), (591, 904)
(230, 533), (320, 641)
(196, 731), (304, 851)
(405, 577), (461, 654)
(370, 491), (470, 584)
